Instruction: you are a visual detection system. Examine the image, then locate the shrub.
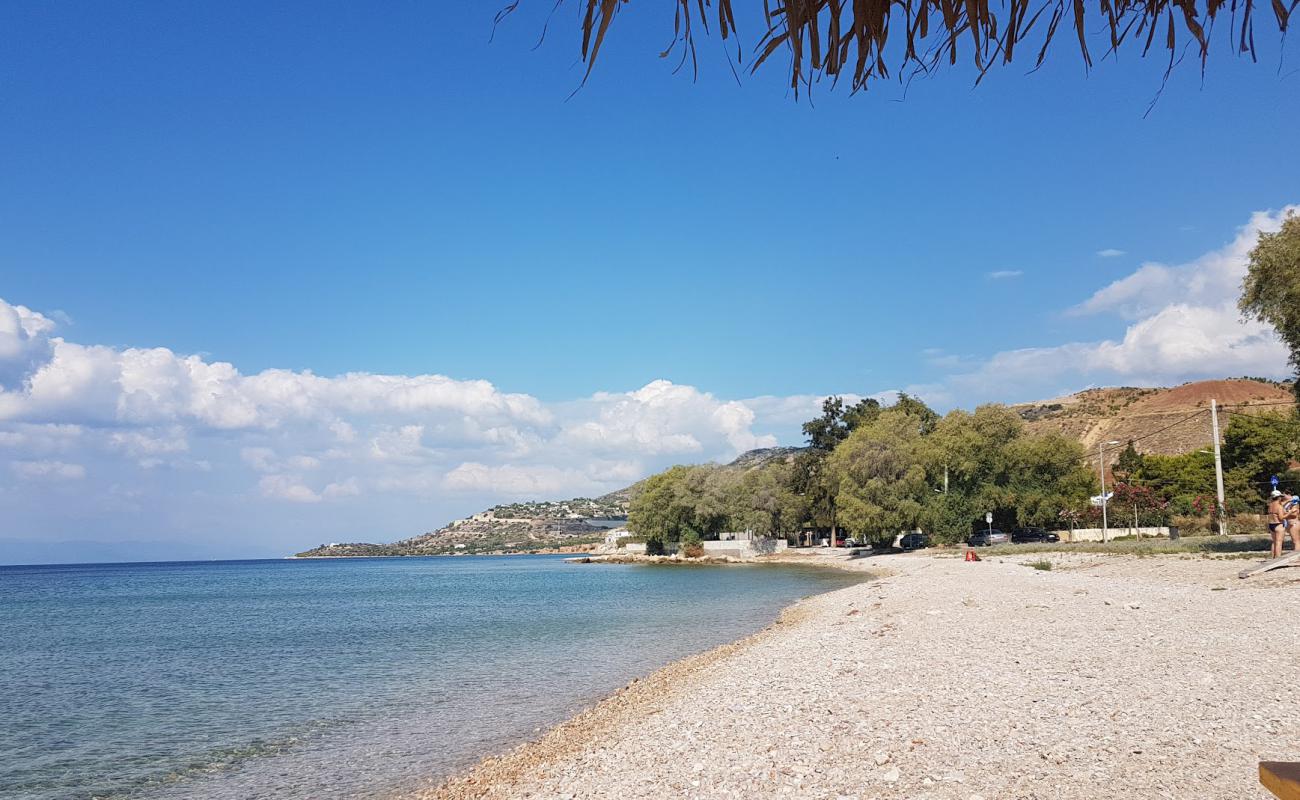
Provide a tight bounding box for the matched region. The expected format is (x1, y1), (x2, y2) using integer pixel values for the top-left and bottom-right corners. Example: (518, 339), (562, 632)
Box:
(680, 530), (704, 558)
(645, 535), (666, 556)
(1171, 514), (1213, 536)
(1027, 560), (1053, 571)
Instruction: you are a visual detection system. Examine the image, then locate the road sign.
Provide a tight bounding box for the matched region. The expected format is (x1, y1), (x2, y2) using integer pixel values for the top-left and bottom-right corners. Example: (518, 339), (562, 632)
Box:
(1272, 475), (1281, 488)
(985, 512), (993, 524)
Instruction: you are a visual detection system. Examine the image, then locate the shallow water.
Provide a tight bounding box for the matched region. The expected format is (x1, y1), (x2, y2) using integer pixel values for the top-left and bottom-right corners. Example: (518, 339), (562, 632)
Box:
(0, 555), (862, 799)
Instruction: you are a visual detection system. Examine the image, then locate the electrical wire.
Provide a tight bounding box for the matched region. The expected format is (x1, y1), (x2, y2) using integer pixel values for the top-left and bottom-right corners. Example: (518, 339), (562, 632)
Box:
(1080, 407), (1212, 462)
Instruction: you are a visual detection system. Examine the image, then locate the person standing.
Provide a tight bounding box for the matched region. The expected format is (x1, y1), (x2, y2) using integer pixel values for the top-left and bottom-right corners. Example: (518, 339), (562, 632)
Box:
(1287, 495), (1300, 556)
(1267, 490), (1287, 558)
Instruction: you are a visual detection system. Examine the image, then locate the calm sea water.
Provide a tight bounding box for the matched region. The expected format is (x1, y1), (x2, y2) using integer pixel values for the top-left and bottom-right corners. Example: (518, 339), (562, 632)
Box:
(0, 555), (861, 800)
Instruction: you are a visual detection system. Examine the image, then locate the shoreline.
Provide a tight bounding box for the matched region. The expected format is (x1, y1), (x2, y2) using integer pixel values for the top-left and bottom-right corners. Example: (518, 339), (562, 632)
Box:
(411, 551), (881, 800)
(412, 550), (1300, 799)
(417, 552), (878, 800)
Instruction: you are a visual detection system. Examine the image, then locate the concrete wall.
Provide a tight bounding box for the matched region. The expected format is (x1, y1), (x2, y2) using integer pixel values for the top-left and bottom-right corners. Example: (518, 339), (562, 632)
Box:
(619, 538), (787, 558)
(1063, 526), (1175, 543)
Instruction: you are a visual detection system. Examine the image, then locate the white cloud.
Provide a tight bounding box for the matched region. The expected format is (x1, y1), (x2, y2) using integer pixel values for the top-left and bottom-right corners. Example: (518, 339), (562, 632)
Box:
(12, 459), (85, 480)
(926, 207), (1297, 403)
(1096, 248), (1126, 258)
(0, 298), (807, 526)
(1077, 208), (1297, 319)
(986, 270), (1023, 279)
(557, 380), (777, 458)
(258, 474), (322, 503)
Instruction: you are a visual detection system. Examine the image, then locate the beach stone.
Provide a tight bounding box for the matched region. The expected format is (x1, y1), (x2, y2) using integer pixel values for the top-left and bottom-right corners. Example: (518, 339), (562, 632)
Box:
(422, 553), (1300, 800)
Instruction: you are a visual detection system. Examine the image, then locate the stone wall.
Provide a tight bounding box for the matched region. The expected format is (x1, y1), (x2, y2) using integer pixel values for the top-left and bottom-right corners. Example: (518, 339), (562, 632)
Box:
(619, 538), (787, 558)
(1062, 526), (1175, 542)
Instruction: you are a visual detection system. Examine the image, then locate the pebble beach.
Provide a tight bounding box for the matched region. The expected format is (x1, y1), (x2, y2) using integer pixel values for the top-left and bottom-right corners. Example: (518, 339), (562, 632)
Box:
(420, 550), (1300, 800)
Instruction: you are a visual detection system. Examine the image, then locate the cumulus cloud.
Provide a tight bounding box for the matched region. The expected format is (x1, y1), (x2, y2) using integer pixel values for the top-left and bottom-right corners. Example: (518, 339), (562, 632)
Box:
(0, 299), (809, 531)
(557, 380), (777, 458)
(258, 474), (322, 503)
(917, 207), (1296, 404)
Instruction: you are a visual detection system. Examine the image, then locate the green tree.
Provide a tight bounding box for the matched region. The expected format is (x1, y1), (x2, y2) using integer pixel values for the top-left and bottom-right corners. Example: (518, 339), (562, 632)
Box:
(1133, 450), (1217, 511)
(1113, 441), (1144, 481)
(1000, 433), (1094, 527)
(828, 408), (930, 543)
(1221, 411), (1300, 510)
(734, 463), (799, 536)
(801, 396), (882, 451)
(627, 465), (695, 546)
(1240, 212), (1300, 399)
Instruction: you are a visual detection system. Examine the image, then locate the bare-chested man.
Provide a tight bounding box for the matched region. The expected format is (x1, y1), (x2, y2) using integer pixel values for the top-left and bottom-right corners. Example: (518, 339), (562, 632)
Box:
(1267, 490), (1287, 558)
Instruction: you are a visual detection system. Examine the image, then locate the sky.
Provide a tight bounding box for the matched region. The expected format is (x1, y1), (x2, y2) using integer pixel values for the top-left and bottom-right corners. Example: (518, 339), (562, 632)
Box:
(1, 2), (1297, 562)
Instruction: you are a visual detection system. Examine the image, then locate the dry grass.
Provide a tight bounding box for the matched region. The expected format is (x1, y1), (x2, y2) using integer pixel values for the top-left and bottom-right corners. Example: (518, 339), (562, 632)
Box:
(979, 535), (1273, 558)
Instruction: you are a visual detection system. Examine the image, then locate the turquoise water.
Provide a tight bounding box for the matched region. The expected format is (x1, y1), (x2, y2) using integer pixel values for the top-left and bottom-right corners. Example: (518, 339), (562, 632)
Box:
(0, 555), (861, 800)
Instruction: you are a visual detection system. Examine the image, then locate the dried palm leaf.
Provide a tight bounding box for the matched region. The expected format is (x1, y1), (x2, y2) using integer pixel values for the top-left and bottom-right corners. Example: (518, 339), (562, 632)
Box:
(498, 0), (1294, 92)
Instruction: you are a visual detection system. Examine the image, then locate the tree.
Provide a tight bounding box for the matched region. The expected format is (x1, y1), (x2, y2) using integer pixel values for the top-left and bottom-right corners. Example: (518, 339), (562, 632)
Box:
(802, 396), (849, 451)
(627, 465), (695, 547)
(734, 463), (800, 536)
(1133, 450), (1216, 510)
(500, 1), (1290, 95)
(1113, 441), (1144, 481)
(1240, 213), (1300, 399)
(801, 396), (881, 451)
(1221, 410), (1300, 509)
(829, 407), (930, 543)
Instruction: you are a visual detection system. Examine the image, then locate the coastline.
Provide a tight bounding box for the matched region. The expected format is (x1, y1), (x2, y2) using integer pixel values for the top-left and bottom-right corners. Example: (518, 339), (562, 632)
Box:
(416, 550), (878, 800)
(412, 550), (1300, 800)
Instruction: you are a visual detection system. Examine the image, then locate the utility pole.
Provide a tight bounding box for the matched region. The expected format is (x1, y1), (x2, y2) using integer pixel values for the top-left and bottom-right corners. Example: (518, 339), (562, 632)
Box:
(1100, 440), (1109, 544)
(1099, 440), (1120, 543)
(943, 465), (949, 494)
(1211, 399), (1226, 536)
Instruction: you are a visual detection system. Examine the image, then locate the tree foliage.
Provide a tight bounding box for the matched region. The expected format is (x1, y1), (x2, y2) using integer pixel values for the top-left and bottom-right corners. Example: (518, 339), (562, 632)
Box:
(1240, 212), (1300, 399)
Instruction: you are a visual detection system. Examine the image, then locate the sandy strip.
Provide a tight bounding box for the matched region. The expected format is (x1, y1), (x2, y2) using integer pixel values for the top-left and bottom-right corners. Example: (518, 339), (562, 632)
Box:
(417, 551), (1300, 800)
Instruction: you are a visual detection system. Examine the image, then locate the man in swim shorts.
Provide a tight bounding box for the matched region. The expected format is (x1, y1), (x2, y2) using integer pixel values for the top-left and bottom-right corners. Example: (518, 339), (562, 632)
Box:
(1267, 490), (1287, 558)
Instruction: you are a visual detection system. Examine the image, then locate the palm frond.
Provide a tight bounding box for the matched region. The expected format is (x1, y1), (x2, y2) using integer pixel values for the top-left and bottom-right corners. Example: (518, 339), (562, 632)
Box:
(498, 0), (1293, 92)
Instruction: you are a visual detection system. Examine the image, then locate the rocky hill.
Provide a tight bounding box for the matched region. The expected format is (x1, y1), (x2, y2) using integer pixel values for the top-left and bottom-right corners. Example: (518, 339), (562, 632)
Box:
(1012, 378), (1292, 463)
(294, 446), (804, 558)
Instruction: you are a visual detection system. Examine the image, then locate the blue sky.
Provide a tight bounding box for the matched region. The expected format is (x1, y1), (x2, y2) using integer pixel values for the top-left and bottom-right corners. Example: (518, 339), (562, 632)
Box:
(0, 2), (1296, 561)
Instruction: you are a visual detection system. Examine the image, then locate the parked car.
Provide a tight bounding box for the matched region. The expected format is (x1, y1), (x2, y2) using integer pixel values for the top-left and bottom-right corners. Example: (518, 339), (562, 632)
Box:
(895, 532), (929, 551)
(967, 529), (1010, 546)
(1012, 527), (1060, 544)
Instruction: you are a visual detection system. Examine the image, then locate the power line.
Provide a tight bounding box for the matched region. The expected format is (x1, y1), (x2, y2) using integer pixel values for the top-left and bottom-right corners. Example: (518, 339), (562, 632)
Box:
(1081, 408), (1212, 462)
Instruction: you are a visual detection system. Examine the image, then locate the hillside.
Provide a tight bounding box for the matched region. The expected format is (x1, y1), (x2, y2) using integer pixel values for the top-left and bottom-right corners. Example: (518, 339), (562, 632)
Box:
(293, 446), (804, 558)
(1012, 378), (1292, 461)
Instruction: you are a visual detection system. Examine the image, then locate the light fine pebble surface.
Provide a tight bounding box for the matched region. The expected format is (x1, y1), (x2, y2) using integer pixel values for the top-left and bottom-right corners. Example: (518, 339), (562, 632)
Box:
(416, 552), (1300, 799)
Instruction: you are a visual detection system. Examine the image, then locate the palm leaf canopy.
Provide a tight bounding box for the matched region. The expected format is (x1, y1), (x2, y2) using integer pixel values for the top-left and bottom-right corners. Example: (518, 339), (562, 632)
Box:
(498, 0), (1293, 91)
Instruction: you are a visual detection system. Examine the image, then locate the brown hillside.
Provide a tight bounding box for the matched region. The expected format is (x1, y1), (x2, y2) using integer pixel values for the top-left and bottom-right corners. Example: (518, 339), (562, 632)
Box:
(1013, 379), (1292, 462)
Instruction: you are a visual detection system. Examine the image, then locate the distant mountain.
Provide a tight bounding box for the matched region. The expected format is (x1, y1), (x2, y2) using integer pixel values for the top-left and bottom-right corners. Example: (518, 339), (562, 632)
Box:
(294, 447), (805, 558)
(1012, 378), (1292, 459)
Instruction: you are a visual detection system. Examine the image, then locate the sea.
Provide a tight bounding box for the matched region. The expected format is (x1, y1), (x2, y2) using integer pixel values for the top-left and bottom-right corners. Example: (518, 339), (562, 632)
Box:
(0, 555), (862, 800)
